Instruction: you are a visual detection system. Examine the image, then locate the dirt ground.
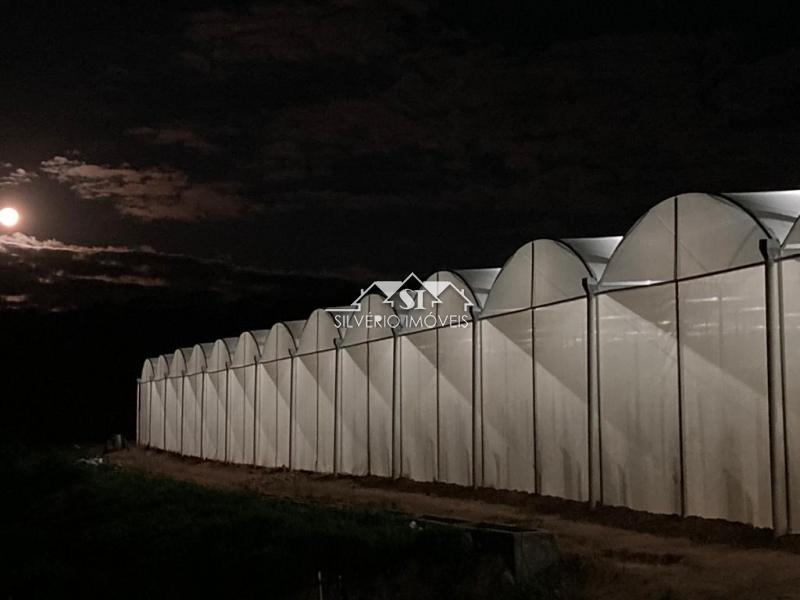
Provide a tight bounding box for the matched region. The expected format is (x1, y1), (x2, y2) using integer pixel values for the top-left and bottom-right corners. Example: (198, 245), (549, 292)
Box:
(109, 447), (800, 599)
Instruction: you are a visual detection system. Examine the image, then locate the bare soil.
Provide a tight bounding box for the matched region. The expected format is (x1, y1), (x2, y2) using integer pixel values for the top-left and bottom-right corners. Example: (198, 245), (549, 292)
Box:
(109, 447), (800, 599)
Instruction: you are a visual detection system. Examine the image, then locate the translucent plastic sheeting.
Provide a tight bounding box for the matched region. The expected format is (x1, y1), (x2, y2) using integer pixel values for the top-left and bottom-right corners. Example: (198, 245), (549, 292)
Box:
(368, 338), (394, 477)
(534, 299), (589, 501)
(182, 345), (209, 458)
(255, 358), (293, 468)
(533, 241), (592, 306)
(182, 371), (202, 457)
(165, 376), (182, 453)
(257, 323), (300, 468)
(228, 331), (265, 465)
(434, 274), (478, 486)
(202, 340), (234, 462)
(138, 358), (155, 446)
(598, 286), (681, 515)
(228, 365), (257, 464)
(317, 349), (337, 473)
(225, 331), (261, 464)
(150, 378), (166, 449)
(562, 237), (621, 281)
(437, 324), (473, 486)
(339, 344), (368, 475)
(400, 330), (438, 482)
(680, 266), (771, 528)
(603, 194), (766, 289)
(482, 243), (532, 317)
(294, 311), (340, 473)
(724, 190), (800, 246)
(137, 380), (151, 446)
(294, 353), (318, 471)
(151, 355), (171, 450)
(480, 311), (535, 492)
(255, 361), (278, 468)
(481, 239), (601, 319)
(165, 350), (189, 453)
(337, 338), (393, 476)
(276, 359), (293, 467)
(201, 369), (227, 461)
(676, 194), (763, 278)
(337, 294), (396, 477)
(601, 198), (676, 289)
(783, 258), (800, 532)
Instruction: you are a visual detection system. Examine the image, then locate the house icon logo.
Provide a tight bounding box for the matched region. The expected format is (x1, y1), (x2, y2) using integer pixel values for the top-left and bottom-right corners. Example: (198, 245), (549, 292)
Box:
(328, 272), (474, 313)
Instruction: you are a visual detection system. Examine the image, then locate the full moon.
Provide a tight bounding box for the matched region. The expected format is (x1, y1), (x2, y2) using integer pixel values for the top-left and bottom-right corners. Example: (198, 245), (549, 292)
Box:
(0, 207), (20, 228)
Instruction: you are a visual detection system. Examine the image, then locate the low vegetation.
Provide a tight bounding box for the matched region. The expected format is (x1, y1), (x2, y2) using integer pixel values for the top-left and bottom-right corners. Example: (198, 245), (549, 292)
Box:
(0, 445), (579, 599)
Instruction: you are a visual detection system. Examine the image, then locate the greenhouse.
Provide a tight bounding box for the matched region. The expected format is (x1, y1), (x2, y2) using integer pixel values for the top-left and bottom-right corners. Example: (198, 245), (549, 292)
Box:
(479, 237), (618, 500)
(149, 354), (171, 451)
(137, 358), (155, 447)
(182, 343), (212, 457)
(136, 190), (800, 535)
(399, 269), (498, 486)
(293, 311), (339, 473)
(164, 349), (190, 453)
(202, 338), (237, 462)
(256, 321), (304, 469)
(228, 331), (268, 465)
(338, 293), (396, 477)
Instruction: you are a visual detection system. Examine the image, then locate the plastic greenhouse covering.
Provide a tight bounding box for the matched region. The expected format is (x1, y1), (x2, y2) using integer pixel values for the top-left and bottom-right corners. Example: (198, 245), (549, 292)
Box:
(135, 189), (800, 535)
(257, 321), (304, 468)
(228, 330), (268, 465)
(293, 311), (340, 473)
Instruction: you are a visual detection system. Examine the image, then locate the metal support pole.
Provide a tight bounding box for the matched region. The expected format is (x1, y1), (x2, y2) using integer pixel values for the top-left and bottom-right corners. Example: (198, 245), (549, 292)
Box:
(136, 380), (141, 446)
(148, 379), (153, 448)
(179, 371), (186, 455)
(582, 277), (602, 509)
(334, 338), (342, 475)
(289, 349), (296, 470)
(162, 377), (168, 450)
(199, 367), (206, 459)
(761, 239), (789, 536)
(224, 365), (230, 463)
(392, 334), (402, 479)
(471, 309), (482, 489)
(252, 358), (259, 466)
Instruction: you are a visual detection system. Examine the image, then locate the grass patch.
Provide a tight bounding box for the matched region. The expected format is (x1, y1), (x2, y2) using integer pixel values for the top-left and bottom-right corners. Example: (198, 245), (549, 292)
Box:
(0, 446), (578, 598)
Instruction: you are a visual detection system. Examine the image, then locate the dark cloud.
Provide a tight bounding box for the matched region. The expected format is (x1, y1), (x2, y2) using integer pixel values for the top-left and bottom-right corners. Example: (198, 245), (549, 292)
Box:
(183, 2), (421, 66)
(0, 232), (357, 313)
(125, 126), (219, 154)
(38, 156), (250, 222)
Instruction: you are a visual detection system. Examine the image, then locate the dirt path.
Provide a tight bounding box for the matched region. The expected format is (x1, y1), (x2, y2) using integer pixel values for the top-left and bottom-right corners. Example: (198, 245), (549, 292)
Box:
(109, 448), (800, 599)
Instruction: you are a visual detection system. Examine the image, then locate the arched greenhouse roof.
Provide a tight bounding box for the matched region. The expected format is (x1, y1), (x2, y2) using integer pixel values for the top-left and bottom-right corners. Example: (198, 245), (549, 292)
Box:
(340, 293), (398, 346)
(187, 343), (212, 374)
(169, 347), (192, 376)
(207, 338), (237, 371)
(723, 190), (800, 245)
(263, 320), (304, 361)
(155, 354), (172, 379)
(481, 238), (618, 318)
(398, 269), (498, 334)
(297, 309), (342, 355)
(140, 357), (156, 381)
(599, 192), (800, 291)
(232, 330), (269, 366)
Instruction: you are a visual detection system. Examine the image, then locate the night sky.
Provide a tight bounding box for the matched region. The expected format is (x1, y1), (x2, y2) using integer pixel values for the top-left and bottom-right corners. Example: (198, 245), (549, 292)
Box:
(3, 2), (800, 315)
(2, 3), (800, 441)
